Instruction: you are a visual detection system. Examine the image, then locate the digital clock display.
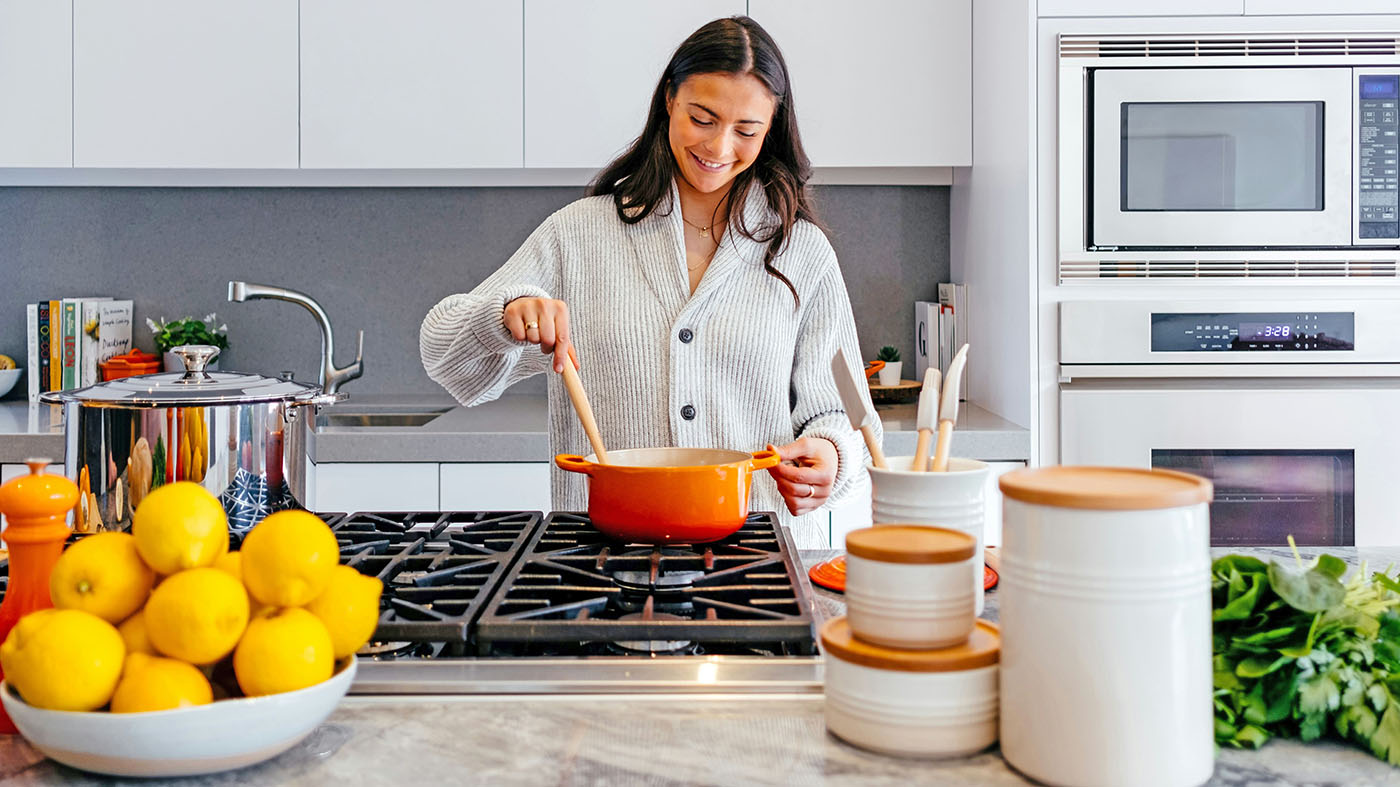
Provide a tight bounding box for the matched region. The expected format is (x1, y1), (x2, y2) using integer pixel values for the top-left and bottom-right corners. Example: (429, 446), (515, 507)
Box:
(1240, 323), (1292, 340)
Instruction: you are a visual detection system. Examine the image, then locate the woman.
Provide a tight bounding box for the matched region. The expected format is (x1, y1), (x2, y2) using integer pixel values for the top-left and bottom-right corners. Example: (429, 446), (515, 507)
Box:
(420, 16), (879, 548)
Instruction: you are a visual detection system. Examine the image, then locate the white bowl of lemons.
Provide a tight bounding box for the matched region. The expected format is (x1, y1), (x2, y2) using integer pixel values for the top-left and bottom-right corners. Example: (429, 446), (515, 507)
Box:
(0, 481), (382, 777)
(0, 367), (21, 399)
(1, 659), (356, 777)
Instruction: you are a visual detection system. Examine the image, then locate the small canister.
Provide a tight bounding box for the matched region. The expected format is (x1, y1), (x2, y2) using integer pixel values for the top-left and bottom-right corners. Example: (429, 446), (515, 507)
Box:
(844, 525), (977, 649)
(998, 466), (1213, 787)
(821, 616), (999, 758)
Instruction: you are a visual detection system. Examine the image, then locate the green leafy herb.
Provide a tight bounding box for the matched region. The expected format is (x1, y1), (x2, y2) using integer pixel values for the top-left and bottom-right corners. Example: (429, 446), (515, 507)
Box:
(146, 314), (230, 353)
(1213, 551), (1400, 766)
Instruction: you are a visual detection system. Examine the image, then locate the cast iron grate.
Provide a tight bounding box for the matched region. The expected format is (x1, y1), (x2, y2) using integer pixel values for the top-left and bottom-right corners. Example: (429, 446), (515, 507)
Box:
(474, 512), (817, 655)
(332, 511), (542, 642)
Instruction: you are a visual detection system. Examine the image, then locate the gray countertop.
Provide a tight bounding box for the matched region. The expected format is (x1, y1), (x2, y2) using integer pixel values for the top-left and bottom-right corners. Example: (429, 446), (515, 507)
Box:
(2, 546), (1397, 785)
(0, 395), (1030, 465)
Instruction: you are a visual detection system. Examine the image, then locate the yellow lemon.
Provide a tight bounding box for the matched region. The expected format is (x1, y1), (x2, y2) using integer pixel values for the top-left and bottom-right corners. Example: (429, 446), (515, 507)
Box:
(240, 510), (339, 607)
(212, 551), (267, 615)
(132, 481), (229, 575)
(0, 609), (124, 711)
(143, 568), (249, 665)
(305, 565), (383, 659)
(233, 608), (334, 697)
(110, 653), (213, 713)
(117, 608), (157, 656)
(50, 532), (155, 623)
(0, 354), (14, 370)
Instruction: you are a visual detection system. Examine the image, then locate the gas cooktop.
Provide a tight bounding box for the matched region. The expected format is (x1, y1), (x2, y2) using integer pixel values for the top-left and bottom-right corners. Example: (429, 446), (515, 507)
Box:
(326, 510), (823, 695)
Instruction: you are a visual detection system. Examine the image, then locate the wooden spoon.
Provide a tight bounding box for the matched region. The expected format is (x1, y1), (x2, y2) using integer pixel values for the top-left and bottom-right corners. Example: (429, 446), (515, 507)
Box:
(558, 346), (609, 464)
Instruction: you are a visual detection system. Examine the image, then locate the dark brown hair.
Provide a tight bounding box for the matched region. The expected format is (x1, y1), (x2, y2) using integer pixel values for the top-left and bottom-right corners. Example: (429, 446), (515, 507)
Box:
(587, 16), (819, 305)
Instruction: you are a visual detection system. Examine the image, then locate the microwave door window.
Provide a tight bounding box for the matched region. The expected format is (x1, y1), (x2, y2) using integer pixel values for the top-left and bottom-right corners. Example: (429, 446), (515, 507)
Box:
(1121, 102), (1324, 212)
(1151, 449), (1354, 547)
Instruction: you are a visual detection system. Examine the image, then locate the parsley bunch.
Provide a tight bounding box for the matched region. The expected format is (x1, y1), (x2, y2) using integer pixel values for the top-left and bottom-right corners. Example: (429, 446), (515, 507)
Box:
(1213, 551), (1400, 765)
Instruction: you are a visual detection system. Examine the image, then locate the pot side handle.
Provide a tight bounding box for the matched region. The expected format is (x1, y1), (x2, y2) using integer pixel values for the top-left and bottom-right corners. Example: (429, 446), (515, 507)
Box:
(554, 454), (595, 475)
(748, 446), (782, 471)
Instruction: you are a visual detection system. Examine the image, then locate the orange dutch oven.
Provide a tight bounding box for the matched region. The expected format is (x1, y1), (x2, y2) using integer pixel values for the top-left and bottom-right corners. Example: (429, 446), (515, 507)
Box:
(554, 446), (782, 544)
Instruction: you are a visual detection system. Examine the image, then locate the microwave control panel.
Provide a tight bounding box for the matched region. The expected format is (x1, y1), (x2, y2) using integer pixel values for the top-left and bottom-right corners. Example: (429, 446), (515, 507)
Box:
(1358, 73), (1400, 240)
(1150, 312), (1355, 352)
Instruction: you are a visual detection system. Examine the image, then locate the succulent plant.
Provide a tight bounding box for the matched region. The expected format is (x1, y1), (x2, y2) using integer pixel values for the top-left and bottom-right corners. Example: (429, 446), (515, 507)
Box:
(876, 345), (900, 363)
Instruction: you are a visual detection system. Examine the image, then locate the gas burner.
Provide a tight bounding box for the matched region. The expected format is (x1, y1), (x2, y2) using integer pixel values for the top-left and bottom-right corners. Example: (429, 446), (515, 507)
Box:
(358, 640), (437, 660)
(611, 548), (707, 591)
(608, 611), (696, 654)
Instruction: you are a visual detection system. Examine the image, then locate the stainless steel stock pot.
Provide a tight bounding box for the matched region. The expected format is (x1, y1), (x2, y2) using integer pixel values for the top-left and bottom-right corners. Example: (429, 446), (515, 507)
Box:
(38, 345), (342, 534)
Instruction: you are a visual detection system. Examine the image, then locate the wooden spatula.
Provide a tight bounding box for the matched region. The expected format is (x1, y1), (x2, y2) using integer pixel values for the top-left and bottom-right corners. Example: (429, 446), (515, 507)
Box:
(832, 347), (886, 469)
(931, 344), (969, 472)
(911, 367), (941, 472)
(558, 346), (609, 464)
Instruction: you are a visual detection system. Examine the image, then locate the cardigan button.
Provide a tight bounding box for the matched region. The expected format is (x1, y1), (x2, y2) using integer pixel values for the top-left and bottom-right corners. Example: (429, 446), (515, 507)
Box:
(679, 328), (694, 344)
(680, 404), (696, 421)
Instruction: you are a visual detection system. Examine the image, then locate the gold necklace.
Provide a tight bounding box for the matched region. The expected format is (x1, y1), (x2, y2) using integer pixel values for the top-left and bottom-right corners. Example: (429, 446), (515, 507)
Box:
(681, 214), (711, 238)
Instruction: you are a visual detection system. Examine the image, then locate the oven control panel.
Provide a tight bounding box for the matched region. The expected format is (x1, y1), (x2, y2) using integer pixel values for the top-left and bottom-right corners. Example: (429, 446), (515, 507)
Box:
(1358, 73), (1400, 241)
(1150, 312), (1355, 352)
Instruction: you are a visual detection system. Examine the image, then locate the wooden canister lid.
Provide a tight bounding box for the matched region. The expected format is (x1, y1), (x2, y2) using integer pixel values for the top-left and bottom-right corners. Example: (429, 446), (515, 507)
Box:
(845, 525), (976, 564)
(998, 466), (1212, 511)
(820, 617), (1000, 672)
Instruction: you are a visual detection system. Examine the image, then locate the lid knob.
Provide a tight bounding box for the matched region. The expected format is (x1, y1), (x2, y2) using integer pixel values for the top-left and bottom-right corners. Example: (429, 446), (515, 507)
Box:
(172, 344), (221, 380)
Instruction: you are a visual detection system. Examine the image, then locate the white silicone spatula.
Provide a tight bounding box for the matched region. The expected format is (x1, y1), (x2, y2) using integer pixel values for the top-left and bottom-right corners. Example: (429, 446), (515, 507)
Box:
(832, 347), (887, 469)
(911, 367), (941, 472)
(930, 343), (969, 472)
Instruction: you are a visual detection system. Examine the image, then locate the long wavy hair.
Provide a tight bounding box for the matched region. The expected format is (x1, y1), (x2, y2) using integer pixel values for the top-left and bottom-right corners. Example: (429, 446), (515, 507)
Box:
(587, 16), (818, 305)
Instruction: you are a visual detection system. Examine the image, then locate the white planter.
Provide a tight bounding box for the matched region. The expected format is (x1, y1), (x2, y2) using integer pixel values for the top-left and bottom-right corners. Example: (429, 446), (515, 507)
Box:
(867, 456), (990, 614)
(876, 361), (902, 386)
(997, 466), (1214, 787)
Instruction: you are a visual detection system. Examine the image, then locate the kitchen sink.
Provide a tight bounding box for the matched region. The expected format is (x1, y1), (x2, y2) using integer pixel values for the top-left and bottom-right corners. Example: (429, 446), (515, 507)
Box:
(315, 407), (451, 428)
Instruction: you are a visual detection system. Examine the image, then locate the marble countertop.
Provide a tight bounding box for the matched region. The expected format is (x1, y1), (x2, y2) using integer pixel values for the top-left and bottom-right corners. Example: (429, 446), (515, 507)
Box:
(2, 546), (1397, 785)
(0, 394), (1031, 465)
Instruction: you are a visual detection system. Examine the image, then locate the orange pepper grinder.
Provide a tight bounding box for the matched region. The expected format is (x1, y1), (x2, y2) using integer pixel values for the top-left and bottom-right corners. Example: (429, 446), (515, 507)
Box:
(0, 458), (78, 733)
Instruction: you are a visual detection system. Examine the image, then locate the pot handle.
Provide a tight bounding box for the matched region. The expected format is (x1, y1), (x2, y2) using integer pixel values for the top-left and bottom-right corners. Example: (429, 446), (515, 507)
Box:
(748, 446), (782, 471)
(554, 454), (595, 476)
(864, 360), (885, 379)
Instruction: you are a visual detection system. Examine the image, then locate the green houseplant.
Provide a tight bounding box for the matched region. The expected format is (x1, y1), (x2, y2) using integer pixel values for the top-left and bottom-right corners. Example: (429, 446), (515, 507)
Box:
(875, 345), (902, 386)
(147, 314), (228, 372)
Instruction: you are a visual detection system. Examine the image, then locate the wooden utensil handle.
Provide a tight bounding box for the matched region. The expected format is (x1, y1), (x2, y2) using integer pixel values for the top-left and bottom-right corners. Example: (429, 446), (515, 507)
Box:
(911, 429), (932, 472)
(931, 420), (953, 472)
(861, 425), (887, 469)
(560, 361), (609, 464)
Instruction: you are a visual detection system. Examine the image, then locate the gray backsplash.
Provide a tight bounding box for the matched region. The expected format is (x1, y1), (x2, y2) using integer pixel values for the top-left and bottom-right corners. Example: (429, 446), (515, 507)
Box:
(0, 185), (947, 400)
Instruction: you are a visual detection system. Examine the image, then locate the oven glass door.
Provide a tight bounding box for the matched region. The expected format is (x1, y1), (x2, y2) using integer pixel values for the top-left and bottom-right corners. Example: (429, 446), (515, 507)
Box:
(1090, 67), (1353, 248)
(1060, 383), (1400, 546)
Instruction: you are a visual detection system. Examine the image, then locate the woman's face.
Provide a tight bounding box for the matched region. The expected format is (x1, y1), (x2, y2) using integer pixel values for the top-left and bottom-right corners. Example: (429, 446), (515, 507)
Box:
(666, 72), (777, 196)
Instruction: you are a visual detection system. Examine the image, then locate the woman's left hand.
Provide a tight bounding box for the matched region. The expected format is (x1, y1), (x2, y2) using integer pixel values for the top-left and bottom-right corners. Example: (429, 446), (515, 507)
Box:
(766, 437), (839, 516)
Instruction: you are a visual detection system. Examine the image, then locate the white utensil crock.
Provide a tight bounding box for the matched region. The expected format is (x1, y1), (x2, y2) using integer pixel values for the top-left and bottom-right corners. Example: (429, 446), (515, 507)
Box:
(868, 456), (990, 614)
(997, 466), (1214, 787)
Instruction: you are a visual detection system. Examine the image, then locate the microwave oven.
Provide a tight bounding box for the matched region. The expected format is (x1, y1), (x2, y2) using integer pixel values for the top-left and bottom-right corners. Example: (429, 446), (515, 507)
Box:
(1063, 36), (1400, 253)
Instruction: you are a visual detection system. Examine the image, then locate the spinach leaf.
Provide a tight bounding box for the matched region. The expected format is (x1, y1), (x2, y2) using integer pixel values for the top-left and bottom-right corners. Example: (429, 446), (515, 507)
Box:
(1269, 560), (1346, 613)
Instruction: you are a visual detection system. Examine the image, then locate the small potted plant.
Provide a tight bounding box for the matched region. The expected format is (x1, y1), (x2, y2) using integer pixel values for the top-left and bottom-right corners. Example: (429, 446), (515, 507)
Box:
(876, 345), (902, 386)
(147, 313), (229, 372)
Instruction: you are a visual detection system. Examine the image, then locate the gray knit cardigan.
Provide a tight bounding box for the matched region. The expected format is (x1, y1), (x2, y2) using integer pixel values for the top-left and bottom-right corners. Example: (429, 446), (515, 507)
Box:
(419, 180), (879, 548)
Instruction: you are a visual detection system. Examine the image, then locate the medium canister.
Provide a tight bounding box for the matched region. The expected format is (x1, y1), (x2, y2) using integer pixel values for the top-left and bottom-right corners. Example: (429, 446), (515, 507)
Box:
(997, 466), (1213, 787)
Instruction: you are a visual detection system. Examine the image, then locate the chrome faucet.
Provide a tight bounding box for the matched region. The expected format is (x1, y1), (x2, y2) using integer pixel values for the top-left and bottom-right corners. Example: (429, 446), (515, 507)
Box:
(227, 281), (364, 394)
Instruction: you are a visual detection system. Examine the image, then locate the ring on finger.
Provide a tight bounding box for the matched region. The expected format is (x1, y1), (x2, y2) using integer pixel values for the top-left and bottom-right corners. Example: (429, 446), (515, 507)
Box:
(524, 321), (539, 331)
(803, 483), (815, 499)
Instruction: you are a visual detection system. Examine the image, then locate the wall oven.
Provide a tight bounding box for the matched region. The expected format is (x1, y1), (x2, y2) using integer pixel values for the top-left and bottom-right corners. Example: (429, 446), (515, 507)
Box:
(1059, 299), (1400, 547)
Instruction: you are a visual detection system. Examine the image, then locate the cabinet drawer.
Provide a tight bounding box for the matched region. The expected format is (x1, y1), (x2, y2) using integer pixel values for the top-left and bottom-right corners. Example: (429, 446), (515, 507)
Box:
(439, 463), (550, 513)
(312, 462), (439, 513)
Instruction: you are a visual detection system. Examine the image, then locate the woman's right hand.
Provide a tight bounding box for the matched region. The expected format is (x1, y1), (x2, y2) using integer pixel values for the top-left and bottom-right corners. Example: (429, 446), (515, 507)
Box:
(504, 297), (573, 373)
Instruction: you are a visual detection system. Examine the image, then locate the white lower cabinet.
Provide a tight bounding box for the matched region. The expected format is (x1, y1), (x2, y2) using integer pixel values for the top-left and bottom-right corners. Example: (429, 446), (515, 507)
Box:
(827, 460), (1025, 550)
(439, 463), (551, 514)
(309, 462), (439, 514)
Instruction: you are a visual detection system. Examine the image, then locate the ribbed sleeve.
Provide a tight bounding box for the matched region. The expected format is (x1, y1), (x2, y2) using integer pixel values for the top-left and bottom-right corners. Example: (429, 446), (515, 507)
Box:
(420, 183), (883, 548)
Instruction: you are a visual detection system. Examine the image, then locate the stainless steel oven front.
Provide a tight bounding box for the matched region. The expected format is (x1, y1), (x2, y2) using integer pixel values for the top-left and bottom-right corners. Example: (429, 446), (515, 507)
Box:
(1059, 299), (1400, 547)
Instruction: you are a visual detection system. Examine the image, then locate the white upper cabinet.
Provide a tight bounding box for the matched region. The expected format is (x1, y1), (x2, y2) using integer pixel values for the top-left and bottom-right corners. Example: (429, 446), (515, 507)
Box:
(73, 0), (298, 168)
(749, 0), (971, 167)
(523, 0), (743, 169)
(1038, 0), (1244, 15)
(0, 0), (71, 167)
(301, 0), (524, 169)
(1245, 0), (1398, 13)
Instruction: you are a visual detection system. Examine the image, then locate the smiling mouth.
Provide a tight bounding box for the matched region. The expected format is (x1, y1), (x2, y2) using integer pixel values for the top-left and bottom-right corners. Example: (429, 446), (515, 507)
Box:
(690, 150), (731, 172)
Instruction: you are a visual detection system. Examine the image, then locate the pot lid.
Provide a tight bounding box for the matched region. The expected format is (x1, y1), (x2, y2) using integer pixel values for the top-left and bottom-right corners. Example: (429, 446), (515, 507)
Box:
(38, 345), (333, 407)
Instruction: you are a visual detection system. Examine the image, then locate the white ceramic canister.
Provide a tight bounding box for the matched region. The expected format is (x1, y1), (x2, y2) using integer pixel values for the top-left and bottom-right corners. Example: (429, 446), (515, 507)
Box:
(868, 456), (990, 614)
(844, 525), (977, 649)
(822, 616), (1000, 758)
(997, 466), (1214, 787)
